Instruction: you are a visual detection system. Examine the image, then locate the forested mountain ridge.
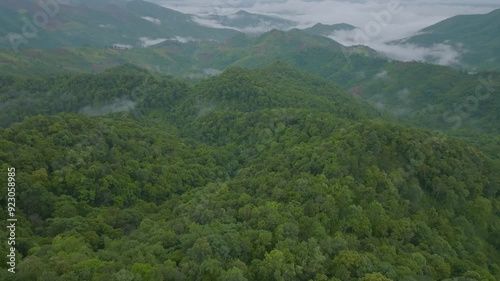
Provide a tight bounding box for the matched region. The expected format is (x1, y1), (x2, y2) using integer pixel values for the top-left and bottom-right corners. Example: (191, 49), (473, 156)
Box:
(1, 4), (500, 279)
(201, 10), (297, 32)
(0, 62), (382, 128)
(0, 0), (240, 50)
(0, 63), (499, 280)
(391, 8), (500, 71)
(0, 28), (380, 77)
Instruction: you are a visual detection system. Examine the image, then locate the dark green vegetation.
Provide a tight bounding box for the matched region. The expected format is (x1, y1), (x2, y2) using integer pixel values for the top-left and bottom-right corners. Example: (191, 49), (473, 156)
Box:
(0, 28), (379, 77)
(302, 23), (356, 37)
(392, 8), (500, 72)
(0, 0), (239, 50)
(1, 3), (500, 279)
(3, 28), (498, 147)
(0, 63), (499, 280)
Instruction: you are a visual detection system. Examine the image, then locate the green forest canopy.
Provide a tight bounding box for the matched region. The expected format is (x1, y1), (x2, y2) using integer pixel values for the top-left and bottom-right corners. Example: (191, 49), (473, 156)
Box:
(0, 63), (499, 281)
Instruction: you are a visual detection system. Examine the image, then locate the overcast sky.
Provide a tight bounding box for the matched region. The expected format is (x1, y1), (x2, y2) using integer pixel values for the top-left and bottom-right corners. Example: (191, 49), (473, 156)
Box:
(147, 0), (500, 65)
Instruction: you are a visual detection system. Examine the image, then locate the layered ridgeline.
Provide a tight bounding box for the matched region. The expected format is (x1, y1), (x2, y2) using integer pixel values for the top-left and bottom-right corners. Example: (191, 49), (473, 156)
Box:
(0, 0), (239, 50)
(0, 64), (499, 280)
(0, 28), (384, 83)
(1, 28), (498, 135)
(201, 10), (297, 32)
(0, 62), (382, 127)
(391, 8), (500, 72)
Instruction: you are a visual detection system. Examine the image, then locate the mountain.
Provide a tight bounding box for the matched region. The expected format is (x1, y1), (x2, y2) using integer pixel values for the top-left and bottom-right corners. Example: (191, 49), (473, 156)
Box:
(302, 23), (356, 37)
(0, 0), (240, 50)
(0, 28), (384, 81)
(391, 8), (500, 71)
(0, 62), (382, 128)
(1, 1), (500, 279)
(0, 63), (499, 280)
(201, 10), (297, 33)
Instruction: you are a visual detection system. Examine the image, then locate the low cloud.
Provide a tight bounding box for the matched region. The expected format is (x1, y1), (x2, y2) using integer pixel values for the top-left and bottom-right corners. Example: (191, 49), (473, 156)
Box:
(140, 37), (168, 47)
(187, 68), (223, 79)
(79, 98), (137, 116)
(195, 16), (293, 33)
(374, 42), (463, 66)
(141, 16), (162, 25)
(167, 36), (198, 43)
(331, 29), (464, 66)
(98, 24), (115, 28)
(374, 70), (388, 79)
(149, 0), (498, 66)
(192, 17), (241, 31)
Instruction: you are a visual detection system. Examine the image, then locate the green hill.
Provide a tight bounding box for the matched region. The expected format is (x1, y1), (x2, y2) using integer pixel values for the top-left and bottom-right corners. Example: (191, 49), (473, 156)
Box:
(0, 0), (240, 50)
(302, 23), (356, 37)
(0, 28), (384, 83)
(392, 8), (500, 71)
(0, 64), (499, 280)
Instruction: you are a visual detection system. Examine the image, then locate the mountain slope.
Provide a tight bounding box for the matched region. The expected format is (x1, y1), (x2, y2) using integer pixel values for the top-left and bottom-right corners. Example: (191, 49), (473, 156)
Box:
(302, 23), (356, 37)
(0, 28), (385, 83)
(0, 0), (240, 50)
(392, 8), (500, 71)
(0, 65), (499, 280)
(175, 62), (384, 124)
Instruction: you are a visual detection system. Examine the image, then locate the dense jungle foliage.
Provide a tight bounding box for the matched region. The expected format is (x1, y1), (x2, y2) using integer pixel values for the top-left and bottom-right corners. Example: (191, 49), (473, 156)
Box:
(0, 63), (499, 281)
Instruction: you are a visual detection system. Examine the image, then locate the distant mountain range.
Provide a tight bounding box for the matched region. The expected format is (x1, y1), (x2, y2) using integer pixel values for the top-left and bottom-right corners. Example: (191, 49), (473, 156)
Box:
(302, 23), (356, 37)
(0, 0), (239, 49)
(199, 10), (297, 33)
(0, 0), (499, 72)
(391, 8), (500, 71)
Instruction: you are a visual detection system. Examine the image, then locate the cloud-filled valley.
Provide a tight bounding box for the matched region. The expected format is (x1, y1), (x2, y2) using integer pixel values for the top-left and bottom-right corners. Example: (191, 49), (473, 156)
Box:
(147, 0), (500, 65)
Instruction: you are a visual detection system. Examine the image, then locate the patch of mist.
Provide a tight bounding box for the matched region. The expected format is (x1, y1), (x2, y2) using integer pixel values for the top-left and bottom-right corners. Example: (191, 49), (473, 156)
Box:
(79, 98), (137, 116)
(195, 100), (217, 116)
(330, 29), (465, 66)
(374, 70), (388, 79)
(141, 16), (162, 25)
(187, 68), (223, 79)
(167, 36), (197, 43)
(140, 37), (168, 47)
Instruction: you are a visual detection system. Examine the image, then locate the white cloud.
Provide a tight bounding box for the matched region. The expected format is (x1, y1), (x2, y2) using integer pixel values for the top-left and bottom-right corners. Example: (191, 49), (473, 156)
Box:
(147, 0), (499, 65)
(194, 14), (293, 33)
(167, 36), (197, 43)
(330, 29), (464, 66)
(79, 98), (137, 116)
(141, 16), (162, 25)
(139, 37), (168, 47)
(192, 16), (241, 30)
(374, 70), (388, 79)
(98, 24), (114, 28)
(372, 42), (463, 66)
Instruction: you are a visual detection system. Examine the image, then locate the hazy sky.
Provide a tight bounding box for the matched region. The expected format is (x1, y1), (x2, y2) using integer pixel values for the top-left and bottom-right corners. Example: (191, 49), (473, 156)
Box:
(146, 0), (500, 65)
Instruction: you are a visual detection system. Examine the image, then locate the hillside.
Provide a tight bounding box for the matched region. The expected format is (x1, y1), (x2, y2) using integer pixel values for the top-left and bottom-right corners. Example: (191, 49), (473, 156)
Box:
(0, 0), (240, 50)
(0, 64), (499, 280)
(302, 23), (356, 37)
(0, 62), (382, 128)
(392, 8), (500, 71)
(0, 28), (384, 81)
